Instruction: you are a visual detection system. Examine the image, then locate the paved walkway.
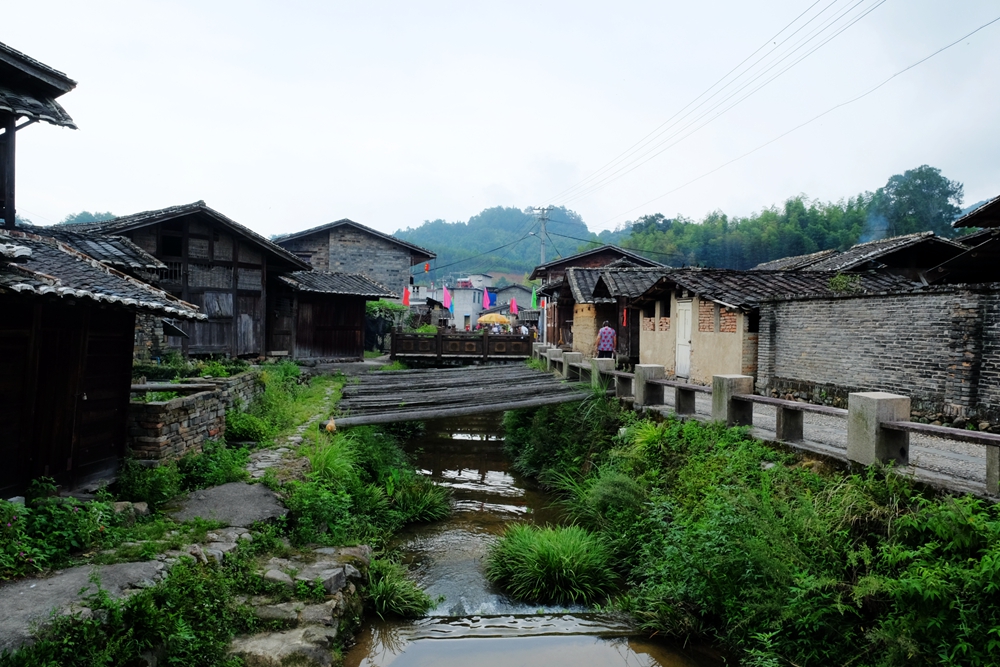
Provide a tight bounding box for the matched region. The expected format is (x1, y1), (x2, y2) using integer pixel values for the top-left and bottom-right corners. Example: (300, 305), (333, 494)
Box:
(650, 392), (991, 498)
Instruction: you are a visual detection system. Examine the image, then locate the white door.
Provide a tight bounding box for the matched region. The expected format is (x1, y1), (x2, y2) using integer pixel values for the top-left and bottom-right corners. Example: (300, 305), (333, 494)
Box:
(675, 301), (692, 378)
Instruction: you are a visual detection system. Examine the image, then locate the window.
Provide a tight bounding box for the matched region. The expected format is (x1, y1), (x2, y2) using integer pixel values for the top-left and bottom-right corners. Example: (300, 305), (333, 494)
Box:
(660, 297), (670, 318)
(161, 235), (183, 257)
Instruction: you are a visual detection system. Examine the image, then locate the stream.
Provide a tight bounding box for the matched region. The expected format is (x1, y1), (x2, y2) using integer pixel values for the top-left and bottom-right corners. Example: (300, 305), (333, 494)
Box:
(344, 413), (725, 667)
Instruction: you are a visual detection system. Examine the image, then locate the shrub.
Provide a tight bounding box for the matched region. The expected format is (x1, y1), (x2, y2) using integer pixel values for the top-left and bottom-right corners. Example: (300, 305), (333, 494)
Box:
(486, 524), (615, 605)
(176, 441), (249, 490)
(304, 433), (357, 489)
(225, 410), (272, 442)
(391, 476), (451, 524)
(113, 459), (182, 510)
(366, 559), (435, 619)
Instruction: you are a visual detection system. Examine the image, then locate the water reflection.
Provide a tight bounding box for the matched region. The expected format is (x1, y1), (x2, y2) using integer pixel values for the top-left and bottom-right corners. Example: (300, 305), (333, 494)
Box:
(343, 413), (724, 667)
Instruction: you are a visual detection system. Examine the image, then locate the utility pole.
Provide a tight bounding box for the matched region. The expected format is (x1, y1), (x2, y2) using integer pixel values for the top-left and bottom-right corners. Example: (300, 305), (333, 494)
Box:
(530, 206), (554, 265)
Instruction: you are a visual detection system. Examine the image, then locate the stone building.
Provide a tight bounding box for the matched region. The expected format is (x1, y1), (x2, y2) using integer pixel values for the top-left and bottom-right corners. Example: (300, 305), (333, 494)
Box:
(632, 269), (911, 385)
(273, 219), (435, 302)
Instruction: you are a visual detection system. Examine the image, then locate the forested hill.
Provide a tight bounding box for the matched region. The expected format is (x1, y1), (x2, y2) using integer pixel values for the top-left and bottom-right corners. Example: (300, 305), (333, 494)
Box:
(399, 164), (972, 279)
(394, 206), (598, 282)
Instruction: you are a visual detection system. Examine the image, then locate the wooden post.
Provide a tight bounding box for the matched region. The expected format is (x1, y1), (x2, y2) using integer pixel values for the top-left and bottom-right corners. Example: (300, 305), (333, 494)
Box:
(483, 328), (489, 361)
(436, 329), (442, 360)
(2, 113), (15, 230)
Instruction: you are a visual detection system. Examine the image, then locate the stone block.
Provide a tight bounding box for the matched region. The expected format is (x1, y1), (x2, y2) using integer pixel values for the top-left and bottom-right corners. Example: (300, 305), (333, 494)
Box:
(545, 348), (563, 373)
(590, 358), (614, 389)
(712, 375), (754, 426)
(634, 365), (665, 407)
(846, 392), (911, 466)
(675, 387), (696, 415)
(561, 352), (584, 379)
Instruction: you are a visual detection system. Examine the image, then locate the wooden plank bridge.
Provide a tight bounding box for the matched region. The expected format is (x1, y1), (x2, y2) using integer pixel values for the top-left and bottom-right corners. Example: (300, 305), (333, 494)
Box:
(325, 364), (590, 428)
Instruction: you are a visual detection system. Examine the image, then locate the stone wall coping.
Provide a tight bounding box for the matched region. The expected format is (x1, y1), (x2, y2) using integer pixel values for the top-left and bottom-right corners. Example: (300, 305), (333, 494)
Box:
(758, 281), (1000, 305)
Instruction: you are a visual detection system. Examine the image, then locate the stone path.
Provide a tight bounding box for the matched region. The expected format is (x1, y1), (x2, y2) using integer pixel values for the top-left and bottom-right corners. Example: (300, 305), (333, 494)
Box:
(650, 392), (992, 497)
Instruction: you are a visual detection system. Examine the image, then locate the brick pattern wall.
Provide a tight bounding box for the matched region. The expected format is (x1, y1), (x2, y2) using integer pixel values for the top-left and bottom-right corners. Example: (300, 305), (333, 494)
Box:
(658, 316), (670, 331)
(742, 332), (759, 376)
(756, 288), (1000, 419)
(127, 371), (261, 461)
(134, 314), (165, 361)
(278, 234), (330, 272)
(328, 228), (411, 298)
(698, 300), (715, 332)
(720, 308), (737, 333)
(642, 317), (655, 331)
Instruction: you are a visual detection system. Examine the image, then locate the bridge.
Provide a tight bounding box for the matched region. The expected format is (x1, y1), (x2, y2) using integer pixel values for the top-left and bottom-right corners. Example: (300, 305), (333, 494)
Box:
(390, 331), (532, 362)
(326, 363), (590, 428)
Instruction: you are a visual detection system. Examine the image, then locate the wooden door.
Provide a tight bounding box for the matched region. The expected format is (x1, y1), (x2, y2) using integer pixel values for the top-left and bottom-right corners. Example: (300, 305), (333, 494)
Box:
(237, 295), (263, 356)
(675, 301), (692, 378)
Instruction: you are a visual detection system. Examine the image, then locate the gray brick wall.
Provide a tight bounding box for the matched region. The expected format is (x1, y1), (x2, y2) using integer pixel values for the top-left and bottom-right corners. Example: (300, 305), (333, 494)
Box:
(756, 287), (1000, 420)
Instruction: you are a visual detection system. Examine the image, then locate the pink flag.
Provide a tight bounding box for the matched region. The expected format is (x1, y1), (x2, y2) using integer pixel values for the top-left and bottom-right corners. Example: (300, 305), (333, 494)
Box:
(442, 286), (452, 309)
(482, 289), (491, 309)
(510, 297), (518, 315)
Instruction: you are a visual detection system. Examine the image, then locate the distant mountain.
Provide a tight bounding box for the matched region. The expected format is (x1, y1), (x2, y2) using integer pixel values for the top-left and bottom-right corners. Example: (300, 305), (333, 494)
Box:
(395, 206), (596, 283)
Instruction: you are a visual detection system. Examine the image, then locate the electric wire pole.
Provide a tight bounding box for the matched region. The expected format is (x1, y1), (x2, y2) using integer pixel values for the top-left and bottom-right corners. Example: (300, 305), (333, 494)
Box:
(530, 206), (554, 265)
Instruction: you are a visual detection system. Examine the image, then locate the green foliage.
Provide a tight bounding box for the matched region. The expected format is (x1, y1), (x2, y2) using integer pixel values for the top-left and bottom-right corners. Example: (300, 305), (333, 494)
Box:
(132, 354), (249, 382)
(59, 210), (116, 225)
(870, 164), (964, 238)
(485, 524), (615, 605)
(113, 459), (183, 510)
(828, 272), (862, 293)
(176, 441), (249, 490)
(138, 390), (180, 402)
(366, 559), (435, 619)
(225, 362), (302, 442)
(0, 488), (114, 579)
(511, 401), (1000, 666)
(365, 299), (409, 319)
(378, 360), (407, 371)
(412, 324), (438, 333)
(224, 410), (271, 442)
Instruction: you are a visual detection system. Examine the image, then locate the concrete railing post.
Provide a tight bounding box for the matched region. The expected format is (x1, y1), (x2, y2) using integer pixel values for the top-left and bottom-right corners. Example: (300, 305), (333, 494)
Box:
(846, 392), (910, 466)
(712, 375), (754, 426)
(561, 352), (584, 379)
(776, 406), (804, 442)
(590, 358), (614, 389)
(634, 365), (665, 408)
(615, 374), (633, 399)
(545, 348), (563, 373)
(532, 343), (551, 361)
(675, 387), (696, 415)
(988, 448), (999, 497)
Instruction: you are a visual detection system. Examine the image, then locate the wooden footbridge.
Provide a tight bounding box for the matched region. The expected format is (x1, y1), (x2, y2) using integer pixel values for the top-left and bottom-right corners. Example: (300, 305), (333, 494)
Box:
(324, 364), (591, 428)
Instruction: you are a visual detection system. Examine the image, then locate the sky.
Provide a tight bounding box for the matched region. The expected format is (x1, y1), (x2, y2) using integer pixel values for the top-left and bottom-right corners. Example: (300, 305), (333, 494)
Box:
(6, 0), (1000, 237)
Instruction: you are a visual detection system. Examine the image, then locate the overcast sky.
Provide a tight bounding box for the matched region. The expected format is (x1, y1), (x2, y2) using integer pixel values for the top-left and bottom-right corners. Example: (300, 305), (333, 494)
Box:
(7, 1), (1000, 237)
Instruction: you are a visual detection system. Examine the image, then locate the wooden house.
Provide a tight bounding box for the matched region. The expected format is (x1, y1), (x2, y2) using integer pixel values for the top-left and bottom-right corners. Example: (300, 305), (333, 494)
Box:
(0, 229), (203, 496)
(530, 245), (663, 345)
(273, 218), (435, 301)
(68, 201), (311, 358)
(1, 41), (77, 230)
(269, 271), (395, 359)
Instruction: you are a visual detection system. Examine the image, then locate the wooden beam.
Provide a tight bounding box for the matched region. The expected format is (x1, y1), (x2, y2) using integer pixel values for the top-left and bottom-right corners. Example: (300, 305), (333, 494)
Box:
(2, 113), (15, 230)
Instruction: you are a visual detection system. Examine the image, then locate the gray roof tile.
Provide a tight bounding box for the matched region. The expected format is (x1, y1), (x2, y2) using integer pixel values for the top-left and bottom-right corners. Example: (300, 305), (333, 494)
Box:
(279, 271), (396, 298)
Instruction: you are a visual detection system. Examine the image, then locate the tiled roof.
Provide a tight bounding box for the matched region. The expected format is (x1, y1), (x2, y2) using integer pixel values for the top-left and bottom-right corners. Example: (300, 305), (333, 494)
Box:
(751, 248), (839, 271)
(37, 228), (165, 271)
(640, 268), (916, 309)
(953, 193), (1000, 229)
(529, 244), (664, 280)
(0, 230), (203, 319)
(598, 267), (672, 298)
(954, 228), (995, 247)
(273, 219), (435, 260)
(66, 201), (311, 271)
(806, 232), (964, 272)
(278, 271), (396, 298)
(0, 41), (77, 128)
(565, 268), (614, 304)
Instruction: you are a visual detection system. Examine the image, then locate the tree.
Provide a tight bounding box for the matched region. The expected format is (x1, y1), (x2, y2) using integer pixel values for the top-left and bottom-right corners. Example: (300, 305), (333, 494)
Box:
(61, 210), (116, 225)
(870, 165), (963, 238)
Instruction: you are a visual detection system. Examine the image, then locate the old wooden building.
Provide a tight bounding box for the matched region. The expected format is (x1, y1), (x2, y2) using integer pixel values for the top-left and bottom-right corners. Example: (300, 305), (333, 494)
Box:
(0, 229), (203, 496)
(269, 271), (395, 359)
(69, 201), (310, 357)
(273, 218), (435, 301)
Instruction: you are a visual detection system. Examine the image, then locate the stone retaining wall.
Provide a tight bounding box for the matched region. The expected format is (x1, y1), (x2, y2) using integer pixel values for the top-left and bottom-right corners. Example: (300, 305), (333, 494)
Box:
(127, 371), (261, 461)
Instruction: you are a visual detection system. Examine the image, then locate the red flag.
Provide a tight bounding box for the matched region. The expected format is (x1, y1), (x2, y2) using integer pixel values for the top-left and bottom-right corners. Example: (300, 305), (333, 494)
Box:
(622, 309), (627, 326)
(540, 298), (546, 309)
(403, 287), (410, 306)
(424, 263), (430, 273)
(482, 289), (491, 309)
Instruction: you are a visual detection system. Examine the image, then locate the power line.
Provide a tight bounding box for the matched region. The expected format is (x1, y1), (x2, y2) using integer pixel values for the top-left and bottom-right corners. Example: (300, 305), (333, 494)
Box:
(554, 0), (887, 207)
(545, 228), (691, 264)
(544, 0), (828, 205)
(595, 13), (1000, 229)
(412, 228), (538, 274)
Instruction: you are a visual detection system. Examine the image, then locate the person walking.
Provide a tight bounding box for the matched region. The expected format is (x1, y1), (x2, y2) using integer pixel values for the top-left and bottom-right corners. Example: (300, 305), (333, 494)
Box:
(597, 320), (616, 359)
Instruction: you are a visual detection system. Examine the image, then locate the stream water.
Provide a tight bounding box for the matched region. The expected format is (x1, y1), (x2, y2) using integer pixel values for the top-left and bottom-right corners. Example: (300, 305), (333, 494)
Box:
(344, 413), (725, 667)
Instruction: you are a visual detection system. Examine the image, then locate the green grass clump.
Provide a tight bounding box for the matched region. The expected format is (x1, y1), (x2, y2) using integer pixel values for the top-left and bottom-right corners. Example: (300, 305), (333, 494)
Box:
(176, 440), (249, 490)
(366, 559), (435, 619)
(486, 524), (615, 605)
(113, 459), (183, 510)
(224, 410), (271, 442)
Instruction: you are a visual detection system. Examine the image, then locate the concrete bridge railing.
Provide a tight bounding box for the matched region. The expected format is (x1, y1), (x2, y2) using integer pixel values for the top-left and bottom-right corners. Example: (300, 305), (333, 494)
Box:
(542, 357), (1000, 497)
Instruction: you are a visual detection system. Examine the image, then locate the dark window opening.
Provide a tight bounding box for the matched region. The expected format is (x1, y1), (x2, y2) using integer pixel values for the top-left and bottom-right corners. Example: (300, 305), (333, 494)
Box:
(643, 303), (655, 318)
(747, 310), (760, 333)
(161, 235), (183, 257)
(660, 298), (670, 318)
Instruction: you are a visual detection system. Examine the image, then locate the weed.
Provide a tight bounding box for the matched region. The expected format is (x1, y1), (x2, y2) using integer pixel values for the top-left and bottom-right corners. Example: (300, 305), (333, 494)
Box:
(485, 524), (615, 605)
(366, 559), (435, 619)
